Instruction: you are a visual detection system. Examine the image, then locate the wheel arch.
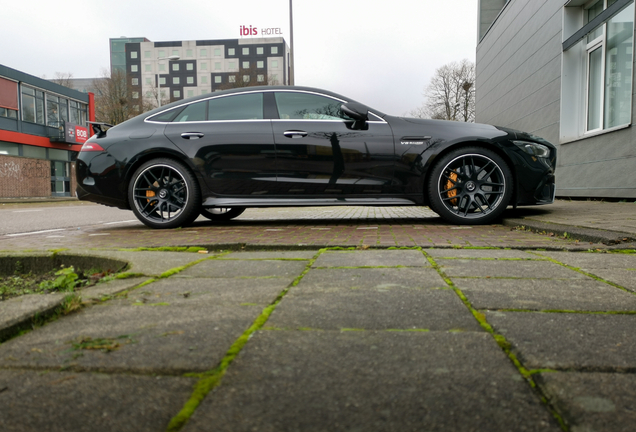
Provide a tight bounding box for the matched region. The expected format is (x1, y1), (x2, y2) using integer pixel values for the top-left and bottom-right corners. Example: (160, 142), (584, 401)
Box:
(423, 140), (518, 206)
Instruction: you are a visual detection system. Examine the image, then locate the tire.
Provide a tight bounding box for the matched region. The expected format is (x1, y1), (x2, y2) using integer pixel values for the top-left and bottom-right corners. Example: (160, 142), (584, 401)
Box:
(128, 158), (201, 229)
(200, 207), (246, 221)
(427, 147), (513, 225)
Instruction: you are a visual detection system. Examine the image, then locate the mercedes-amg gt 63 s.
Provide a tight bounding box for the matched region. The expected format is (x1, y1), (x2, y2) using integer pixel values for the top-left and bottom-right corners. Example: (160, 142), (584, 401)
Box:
(76, 86), (556, 229)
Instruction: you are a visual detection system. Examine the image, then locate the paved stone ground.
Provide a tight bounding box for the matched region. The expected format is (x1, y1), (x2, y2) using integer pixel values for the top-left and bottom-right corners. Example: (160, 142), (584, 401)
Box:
(0, 206), (606, 251)
(2, 206), (636, 431)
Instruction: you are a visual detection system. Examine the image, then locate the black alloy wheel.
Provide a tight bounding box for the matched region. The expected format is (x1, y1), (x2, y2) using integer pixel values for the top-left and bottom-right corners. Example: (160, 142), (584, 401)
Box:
(200, 207), (246, 221)
(427, 147), (513, 225)
(128, 158), (201, 229)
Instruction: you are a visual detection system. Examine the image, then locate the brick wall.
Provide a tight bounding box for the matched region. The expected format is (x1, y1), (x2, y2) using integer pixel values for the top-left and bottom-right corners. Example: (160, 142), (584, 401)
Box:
(0, 155), (50, 197)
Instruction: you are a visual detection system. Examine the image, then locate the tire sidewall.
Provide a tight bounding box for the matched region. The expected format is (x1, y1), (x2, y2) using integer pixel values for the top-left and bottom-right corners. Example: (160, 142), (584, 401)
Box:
(200, 207), (246, 221)
(427, 147), (513, 225)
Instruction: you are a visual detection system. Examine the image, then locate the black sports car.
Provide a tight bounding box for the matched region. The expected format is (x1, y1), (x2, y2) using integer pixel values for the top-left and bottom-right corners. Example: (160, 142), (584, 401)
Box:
(76, 86), (556, 228)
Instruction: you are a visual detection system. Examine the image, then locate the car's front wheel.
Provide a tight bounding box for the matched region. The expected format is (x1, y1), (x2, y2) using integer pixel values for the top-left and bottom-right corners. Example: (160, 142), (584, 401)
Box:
(427, 147), (513, 225)
(200, 207), (246, 221)
(128, 158), (201, 229)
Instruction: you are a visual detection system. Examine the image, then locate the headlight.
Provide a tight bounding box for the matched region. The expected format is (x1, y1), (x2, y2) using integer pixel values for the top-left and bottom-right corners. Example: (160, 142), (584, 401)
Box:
(512, 140), (550, 158)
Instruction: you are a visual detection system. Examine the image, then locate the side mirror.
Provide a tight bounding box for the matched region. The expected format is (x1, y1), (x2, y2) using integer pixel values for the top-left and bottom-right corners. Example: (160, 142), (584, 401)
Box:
(341, 103), (369, 130)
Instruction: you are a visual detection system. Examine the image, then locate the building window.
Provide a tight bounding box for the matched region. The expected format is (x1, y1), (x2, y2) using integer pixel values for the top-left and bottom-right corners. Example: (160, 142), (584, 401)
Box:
(562, 0), (635, 140)
(214, 48), (221, 56)
(159, 77), (166, 85)
(172, 63), (179, 71)
(187, 90), (194, 98)
(200, 48), (208, 57)
(173, 77), (180, 85)
(201, 62), (208, 71)
(257, 47), (264, 55)
(159, 64), (166, 72)
(21, 86), (45, 125)
(131, 65), (138, 72)
(257, 61), (264, 69)
(132, 78), (139, 86)
(243, 61), (250, 69)
(146, 77), (152, 85)
(130, 51), (138, 59)
(144, 51), (151, 58)
(271, 60), (279, 68)
(172, 50), (179, 56)
(214, 62), (221, 70)
(186, 49), (193, 57)
(187, 63), (194, 71)
(243, 75), (250, 83)
(187, 76), (194, 84)
(0, 107), (17, 119)
(145, 64), (152, 72)
(158, 50), (165, 58)
(271, 74), (278, 85)
(132, 92), (139, 99)
(229, 61), (237, 70)
(271, 46), (278, 54)
(173, 90), (181, 98)
(229, 76), (236, 83)
(201, 76), (208, 84)
(257, 74), (265, 82)
(228, 48), (235, 56)
(242, 47), (249, 55)
(215, 76), (222, 83)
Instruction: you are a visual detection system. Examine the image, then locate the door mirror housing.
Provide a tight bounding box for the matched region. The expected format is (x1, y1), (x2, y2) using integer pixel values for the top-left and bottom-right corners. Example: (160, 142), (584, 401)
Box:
(341, 103), (369, 130)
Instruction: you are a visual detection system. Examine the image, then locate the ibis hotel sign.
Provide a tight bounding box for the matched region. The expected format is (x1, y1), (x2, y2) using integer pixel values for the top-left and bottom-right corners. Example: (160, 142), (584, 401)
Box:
(239, 25), (283, 36)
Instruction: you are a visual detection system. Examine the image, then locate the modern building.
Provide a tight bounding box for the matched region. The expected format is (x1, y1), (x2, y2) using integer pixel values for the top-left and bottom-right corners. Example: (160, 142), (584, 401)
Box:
(476, 0), (635, 199)
(112, 37), (291, 108)
(0, 64), (94, 198)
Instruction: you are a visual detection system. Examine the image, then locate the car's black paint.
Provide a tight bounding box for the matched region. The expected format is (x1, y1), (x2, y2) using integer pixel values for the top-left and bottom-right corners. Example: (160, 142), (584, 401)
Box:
(76, 86), (556, 228)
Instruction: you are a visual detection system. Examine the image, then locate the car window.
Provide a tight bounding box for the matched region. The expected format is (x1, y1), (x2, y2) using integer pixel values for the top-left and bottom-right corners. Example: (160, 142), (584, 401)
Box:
(208, 93), (263, 121)
(275, 92), (351, 120)
(173, 101), (207, 122)
(148, 106), (185, 122)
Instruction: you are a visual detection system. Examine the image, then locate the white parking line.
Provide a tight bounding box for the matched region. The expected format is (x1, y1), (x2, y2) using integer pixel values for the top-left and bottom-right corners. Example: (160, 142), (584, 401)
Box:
(103, 220), (138, 225)
(6, 229), (65, 237)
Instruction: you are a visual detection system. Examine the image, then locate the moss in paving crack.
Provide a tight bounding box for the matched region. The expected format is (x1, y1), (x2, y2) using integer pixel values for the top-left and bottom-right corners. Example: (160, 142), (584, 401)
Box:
(421, 249), (568, 431)
(166, 250), (322, 432)
(119, 246), (209, 253)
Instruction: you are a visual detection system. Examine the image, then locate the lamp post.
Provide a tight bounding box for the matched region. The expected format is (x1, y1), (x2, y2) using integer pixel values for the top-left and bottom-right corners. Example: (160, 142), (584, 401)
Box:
(156, 55), (180, 107)
(289, 0), (295, 85)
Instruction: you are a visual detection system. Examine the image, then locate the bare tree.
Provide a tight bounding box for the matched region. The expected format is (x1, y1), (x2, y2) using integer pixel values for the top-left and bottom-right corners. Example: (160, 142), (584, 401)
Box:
(412, 59), (475, 122)
(50, 72), (75, 89)
(92, 69), (152, 125)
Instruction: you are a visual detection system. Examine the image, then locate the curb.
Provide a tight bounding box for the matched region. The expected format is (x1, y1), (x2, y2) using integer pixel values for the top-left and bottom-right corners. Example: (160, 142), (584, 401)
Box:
(502, 218), (636, 247)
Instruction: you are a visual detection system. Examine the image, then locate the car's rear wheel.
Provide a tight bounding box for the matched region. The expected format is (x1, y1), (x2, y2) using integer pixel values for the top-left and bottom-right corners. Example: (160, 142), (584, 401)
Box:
(129, 158), (201, 229)
(427, 147), (513, 225)
(200, 207), (246, 221)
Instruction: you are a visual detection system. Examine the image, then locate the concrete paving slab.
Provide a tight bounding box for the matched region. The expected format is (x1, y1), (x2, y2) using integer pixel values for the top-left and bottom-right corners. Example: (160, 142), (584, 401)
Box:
(219, 251), (317, 260)
(177, 259), (307, 279)
(296, 267), (448, 292)
(538, 372), (636, 432)
(583, 268), (636, 293)
(268, 288), (481, 331)
(425, 249), (541, 260)
(86, 250), (215, 276)
(128, 277), (289, 306)
(455, 278), (636, 311)
(183, 330), (559, 432)
(80, 277), (148, 301)
(440, 259), (589, 279)
(486, 312), (636, 370)
(538, 251), (636, 269)
(0, 300), (260, 374)
(313, 249), (429, 268)
(0, 369), (195, 432)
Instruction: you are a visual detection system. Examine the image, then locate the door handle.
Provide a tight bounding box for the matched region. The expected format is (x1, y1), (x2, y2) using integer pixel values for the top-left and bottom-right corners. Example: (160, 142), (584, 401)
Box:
(181, 132), (204, 139)
(283, 130), (308, 139)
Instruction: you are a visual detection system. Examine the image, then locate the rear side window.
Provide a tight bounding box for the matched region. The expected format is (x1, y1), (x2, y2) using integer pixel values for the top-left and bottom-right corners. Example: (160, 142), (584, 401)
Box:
(147, 106), (184, 122)
(173, 101), (207, 122)
(208, 93), (263, 120)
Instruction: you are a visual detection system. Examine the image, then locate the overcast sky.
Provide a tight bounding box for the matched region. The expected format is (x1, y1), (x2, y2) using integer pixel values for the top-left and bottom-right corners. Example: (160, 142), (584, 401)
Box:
(1, 0), (477, 115)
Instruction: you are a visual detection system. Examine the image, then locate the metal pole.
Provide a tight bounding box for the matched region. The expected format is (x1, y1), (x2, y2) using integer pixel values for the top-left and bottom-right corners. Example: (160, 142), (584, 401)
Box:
(289, 0), (295, 86)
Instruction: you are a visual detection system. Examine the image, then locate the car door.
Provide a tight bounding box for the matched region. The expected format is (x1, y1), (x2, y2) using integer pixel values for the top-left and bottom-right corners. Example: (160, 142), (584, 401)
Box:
(163, 92), (276, 196)
(270, 91), (396, 196)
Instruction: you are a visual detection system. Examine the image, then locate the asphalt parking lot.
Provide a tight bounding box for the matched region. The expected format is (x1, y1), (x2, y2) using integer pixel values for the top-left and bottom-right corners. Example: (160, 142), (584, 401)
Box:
(1, 200), (636, 431)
